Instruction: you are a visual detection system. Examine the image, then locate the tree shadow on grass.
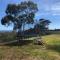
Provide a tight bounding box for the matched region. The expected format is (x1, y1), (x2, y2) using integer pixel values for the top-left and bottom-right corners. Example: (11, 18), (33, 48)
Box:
(46, 44), (60, 53)
(3, 40), (33, 46)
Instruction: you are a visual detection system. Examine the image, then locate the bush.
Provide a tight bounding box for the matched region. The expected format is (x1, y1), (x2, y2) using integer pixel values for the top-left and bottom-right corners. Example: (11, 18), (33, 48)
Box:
(0, 32), (16, 42)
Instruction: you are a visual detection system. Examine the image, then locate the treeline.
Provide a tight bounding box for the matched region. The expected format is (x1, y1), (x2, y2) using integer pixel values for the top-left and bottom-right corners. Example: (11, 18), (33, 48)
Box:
(48, 29), (60, 34)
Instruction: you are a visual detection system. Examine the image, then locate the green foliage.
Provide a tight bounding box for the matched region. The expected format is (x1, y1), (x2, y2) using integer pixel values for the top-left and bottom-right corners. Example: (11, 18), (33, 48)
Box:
(0, 32), (16, 42)
(1, 1), (38, 32)
(34, 18), (51, 35)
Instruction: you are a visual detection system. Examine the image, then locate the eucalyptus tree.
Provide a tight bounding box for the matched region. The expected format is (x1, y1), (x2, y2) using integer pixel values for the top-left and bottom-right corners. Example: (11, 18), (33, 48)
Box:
(1, 1), (38, 38)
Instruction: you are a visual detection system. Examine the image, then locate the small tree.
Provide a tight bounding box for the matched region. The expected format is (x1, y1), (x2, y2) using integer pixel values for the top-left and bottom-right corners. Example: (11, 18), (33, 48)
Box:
(39, 19), (51, 35)
(34, 18), (51, 35)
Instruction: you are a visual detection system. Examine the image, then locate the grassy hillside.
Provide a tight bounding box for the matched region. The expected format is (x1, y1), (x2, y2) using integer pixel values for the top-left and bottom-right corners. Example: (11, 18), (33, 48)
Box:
(0, 34), (60, 60)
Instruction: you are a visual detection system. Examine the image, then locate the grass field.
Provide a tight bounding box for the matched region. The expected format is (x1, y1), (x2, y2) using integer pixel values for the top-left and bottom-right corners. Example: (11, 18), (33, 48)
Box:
(0, 34), (60, 60)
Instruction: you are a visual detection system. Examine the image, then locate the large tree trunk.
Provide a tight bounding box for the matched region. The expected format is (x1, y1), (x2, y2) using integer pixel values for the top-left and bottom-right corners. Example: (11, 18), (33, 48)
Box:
(23, 23), (25, 39)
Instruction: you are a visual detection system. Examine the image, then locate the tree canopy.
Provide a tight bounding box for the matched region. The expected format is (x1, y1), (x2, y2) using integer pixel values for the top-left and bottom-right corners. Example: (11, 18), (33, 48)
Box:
(1, 1), (38, 31)
(34, 18), (51, 35)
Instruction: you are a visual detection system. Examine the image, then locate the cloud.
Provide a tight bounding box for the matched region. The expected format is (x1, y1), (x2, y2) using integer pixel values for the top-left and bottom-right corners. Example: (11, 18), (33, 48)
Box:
(38, 1), (60, 16)
(50, 0), (60, 3)
(50, 2), (60, 15)
(51, 2), (60, 10)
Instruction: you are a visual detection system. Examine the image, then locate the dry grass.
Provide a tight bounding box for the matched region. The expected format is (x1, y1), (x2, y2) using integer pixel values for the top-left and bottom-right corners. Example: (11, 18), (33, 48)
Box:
(0, 34), (60, 60)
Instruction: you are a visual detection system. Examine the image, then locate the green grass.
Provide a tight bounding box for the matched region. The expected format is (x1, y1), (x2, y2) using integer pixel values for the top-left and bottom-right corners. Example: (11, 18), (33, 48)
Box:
(0, 32), (16, 42)
(0, 34), (60, 60)
(43, 34), (60, 53)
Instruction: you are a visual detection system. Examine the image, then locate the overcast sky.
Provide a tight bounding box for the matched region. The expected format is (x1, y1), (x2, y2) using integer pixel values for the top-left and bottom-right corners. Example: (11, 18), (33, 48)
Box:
(0, 0), (60, 31)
